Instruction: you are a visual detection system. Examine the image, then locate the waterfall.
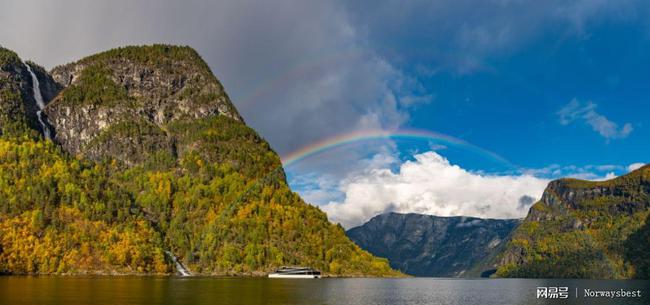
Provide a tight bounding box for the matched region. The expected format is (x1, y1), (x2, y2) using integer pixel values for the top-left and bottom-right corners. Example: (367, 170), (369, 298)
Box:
(165, 251), (192, 276)
(24, 63), (52, 140)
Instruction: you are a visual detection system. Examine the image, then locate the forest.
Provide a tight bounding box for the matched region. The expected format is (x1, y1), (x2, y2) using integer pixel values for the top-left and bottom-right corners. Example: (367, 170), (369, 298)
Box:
(0, 45), (399, 276)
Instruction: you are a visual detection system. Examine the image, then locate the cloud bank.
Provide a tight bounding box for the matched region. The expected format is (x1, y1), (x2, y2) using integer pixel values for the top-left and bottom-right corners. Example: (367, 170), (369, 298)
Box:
(322, 151), (549, 228)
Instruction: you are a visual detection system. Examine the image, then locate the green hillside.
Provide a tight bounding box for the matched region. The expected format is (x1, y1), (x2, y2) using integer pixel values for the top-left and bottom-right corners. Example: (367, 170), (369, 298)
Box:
(0, 45), (400, 277)
(496, 165), (650, 279)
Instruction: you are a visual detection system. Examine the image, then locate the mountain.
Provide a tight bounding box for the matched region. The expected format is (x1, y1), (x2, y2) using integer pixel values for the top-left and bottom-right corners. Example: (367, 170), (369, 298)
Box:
(496, 165), (650, 279)
(347, 212), (520, 277)
(0, 49), (60, 138)
(0, 45), (400, 276)
(46, 46), (243, 166)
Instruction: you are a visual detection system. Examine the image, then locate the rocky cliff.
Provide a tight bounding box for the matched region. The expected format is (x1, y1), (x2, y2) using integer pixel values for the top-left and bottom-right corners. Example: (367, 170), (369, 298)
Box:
(496, 165), (650, 279)
(347, 212), (520, 277)
(0, 47), (60, 137)
(0, 45), (399, 277)
(45, 46), (242, 166)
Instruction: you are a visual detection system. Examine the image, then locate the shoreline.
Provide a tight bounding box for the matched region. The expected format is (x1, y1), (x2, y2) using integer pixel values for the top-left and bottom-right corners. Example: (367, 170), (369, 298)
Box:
(0, 272), (409, 278)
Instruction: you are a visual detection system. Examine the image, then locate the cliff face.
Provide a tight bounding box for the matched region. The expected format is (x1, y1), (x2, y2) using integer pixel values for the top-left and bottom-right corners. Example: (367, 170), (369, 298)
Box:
(496, 165), (650, 279)
(0, 45), (399, 277)
(0, 48), (60, 137)
(347, 212), (520, 277)
(45, 45), (242, 165)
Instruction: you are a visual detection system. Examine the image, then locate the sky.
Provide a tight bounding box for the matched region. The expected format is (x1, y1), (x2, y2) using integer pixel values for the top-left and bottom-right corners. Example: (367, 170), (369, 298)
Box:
(1, 0), (648, 228)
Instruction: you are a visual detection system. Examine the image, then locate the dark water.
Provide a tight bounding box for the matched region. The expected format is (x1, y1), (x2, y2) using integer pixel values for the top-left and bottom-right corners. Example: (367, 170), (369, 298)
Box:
(1, 276), (648, 305)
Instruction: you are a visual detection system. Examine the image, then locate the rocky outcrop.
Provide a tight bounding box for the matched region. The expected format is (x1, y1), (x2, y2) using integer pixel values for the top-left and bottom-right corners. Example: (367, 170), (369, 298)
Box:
(347, 212), (520, 277)
(44, 45), (243, 165)
(540, 177), (649, 215)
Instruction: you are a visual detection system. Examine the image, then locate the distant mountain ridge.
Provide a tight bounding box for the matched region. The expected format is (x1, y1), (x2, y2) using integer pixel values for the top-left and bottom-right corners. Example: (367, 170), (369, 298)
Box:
(347, 213), (520, 277)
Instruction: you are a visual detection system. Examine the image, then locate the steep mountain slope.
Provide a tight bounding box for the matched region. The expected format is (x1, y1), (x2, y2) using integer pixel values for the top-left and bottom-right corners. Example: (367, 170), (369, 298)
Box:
(0, 45), (399, 276)
(347, 212), (520, 277)
(46, 45), (242, 166)
(0, 47), (60, 137)
(496, 165), (650, 279)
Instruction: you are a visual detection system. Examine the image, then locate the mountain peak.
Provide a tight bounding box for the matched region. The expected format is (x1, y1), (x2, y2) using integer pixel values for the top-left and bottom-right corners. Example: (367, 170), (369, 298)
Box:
(0, 47), (20, 66)
(44, 44), (244, 165)
(50, 44), (241, 119)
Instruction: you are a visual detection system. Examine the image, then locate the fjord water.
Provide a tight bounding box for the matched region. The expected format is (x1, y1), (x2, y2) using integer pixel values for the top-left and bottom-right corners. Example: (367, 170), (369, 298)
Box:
(0, 277), (648, 305)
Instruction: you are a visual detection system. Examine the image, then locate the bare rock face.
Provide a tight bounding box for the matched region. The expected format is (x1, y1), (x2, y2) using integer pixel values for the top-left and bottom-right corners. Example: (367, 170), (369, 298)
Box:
(536, 177), (649, 217)
(44, 45), (243, 165)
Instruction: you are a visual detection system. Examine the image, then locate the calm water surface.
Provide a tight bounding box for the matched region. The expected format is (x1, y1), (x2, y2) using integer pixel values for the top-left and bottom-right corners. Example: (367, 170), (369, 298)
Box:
(1, 276), (648, 305)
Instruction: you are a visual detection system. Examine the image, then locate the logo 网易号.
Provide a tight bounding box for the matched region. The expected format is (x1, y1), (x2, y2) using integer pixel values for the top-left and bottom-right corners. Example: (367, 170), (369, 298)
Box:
(537, 287), (569, 299)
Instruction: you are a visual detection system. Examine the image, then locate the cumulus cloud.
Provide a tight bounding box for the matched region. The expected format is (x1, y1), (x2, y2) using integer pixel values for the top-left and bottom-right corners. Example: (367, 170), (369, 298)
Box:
(557, 99), (633, 139)
(322, 151), (549, 228)
(304, 148), (631, 228)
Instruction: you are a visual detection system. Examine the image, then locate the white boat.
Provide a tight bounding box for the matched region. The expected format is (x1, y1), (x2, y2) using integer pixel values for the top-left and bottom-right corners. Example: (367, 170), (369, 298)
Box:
(268, 266), (321, 278)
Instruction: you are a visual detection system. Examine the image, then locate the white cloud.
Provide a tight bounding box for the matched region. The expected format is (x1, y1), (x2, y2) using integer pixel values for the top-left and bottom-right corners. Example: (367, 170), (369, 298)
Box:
(553, 0), (642, 35)
(557, 99), (633, 139)
(322, 151), (549, 228)
(595, 164), (620, 171)
(520, 163), (624, 180)
(628, 162), (646, 172)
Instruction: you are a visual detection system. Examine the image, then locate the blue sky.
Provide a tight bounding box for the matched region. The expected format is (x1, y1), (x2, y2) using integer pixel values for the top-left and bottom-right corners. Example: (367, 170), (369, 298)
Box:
(1, 0), (648, 227)
(287, 0), (650, 226)
(339, 0), (649, 172)
(406, 21), (648, 172)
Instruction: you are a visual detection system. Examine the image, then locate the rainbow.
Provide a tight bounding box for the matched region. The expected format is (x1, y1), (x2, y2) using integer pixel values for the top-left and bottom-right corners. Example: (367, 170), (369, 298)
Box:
(281, 128), (515, 168)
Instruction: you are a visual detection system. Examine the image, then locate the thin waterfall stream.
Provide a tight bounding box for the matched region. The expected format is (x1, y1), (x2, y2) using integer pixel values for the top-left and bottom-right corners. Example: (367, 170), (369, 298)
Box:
(24, 62), (193, 277)
(165, 251), (192, 276)
(24, 62), (52, 140)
